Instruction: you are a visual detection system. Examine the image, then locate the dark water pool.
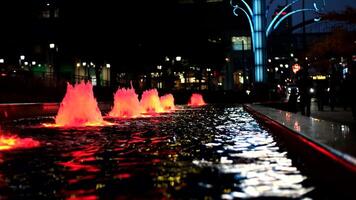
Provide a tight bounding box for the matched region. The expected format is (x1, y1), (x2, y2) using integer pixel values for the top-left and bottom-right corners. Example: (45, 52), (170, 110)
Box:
(1, 105), (319, 199)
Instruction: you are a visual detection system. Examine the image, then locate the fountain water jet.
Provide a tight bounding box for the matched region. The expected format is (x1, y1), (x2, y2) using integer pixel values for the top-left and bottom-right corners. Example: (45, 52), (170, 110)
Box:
(0, 129), (39, 151)
(109, 85), (142, 118)
(47, 81), (111, 127)
(188, 93), (206, 107)
(140, 89), (164, 114)
(160, 94), (175, 111)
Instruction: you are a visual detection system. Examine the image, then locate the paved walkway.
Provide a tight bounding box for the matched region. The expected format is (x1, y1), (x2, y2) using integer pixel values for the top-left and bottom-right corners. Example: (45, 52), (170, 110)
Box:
(308, 100), (355, 126)
(246, 104), (356, 165)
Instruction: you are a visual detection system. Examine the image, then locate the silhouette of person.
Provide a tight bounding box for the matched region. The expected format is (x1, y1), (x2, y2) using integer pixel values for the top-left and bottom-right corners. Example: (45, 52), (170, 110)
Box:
(329, 63), (339, 111)
(315, 81), (326, 111)
(340, 73), (351, 111)
(296, 66), (312, 116)
(350, 61), (356, 120)
(288, 87), (298, 113)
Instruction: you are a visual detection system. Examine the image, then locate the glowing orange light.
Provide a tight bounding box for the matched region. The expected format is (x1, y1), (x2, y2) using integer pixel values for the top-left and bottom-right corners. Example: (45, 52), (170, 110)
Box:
(292, 64), (301, 74)
(109, 86), (142, 118)
(159, 93), (175, 111)
(45, 81), (111, 127)
(140, 89), (164, 114)
(0, 134), (39, 151)
(188, 93), (206, 107)
(294, 121), (301, 132)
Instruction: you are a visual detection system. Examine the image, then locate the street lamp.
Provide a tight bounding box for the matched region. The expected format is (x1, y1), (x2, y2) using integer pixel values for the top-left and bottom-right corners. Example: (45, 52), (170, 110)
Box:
(49, 43), (55, 49)
(175, 56), (182, 62)
(0, 59), (4, 63)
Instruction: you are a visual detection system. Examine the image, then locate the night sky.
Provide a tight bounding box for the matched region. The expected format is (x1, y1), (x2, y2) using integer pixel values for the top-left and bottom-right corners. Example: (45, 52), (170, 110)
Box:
(0, 0), (355, 70)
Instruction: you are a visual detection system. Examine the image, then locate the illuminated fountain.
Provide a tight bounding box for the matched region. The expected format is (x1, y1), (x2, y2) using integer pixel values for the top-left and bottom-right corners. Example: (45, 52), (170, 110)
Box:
(0, 129), (39, 151)
(188, 93), (206, 107)
(159, 93), (175, 111)
(109, 86), (142, 118)
(45, 81), (110, 127)
(140, 89), (164, 114)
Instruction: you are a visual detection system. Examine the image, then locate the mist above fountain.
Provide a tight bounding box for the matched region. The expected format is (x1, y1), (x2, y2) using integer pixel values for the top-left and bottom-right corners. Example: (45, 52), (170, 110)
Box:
(109, 86), (142, 118)
(188, 93), (206, 107)
(53, 81), (108, 127)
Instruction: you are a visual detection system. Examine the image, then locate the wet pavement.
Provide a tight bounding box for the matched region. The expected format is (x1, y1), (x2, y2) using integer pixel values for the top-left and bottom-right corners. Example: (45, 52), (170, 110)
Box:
(309, 100), (355, 126)
(0, 105), (324, 199)
(246, 104), (356, 165)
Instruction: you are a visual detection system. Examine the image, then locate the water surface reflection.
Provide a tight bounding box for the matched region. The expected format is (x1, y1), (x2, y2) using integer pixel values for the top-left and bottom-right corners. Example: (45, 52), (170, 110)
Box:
(0, 105), (315, 199)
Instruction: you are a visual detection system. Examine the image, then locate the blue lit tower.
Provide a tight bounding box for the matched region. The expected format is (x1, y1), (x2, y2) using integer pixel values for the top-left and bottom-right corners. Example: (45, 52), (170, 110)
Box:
(230, 0), (326, 83)
(253, 0), (266, 83)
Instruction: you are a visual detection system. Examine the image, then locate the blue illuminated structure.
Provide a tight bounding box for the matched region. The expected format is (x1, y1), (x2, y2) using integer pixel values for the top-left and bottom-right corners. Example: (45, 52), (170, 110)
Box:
(230, 0), (326, 83)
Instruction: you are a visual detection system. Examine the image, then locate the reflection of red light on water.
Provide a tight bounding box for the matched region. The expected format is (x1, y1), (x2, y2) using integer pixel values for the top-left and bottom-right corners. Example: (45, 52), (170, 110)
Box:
(109, 86), (142, 118)
(115, 173), (131, 179)
(0, 134), (39, 151)
(58, 161), (99, 173)
(67, 194), (97, 200)
(160, 93), (175, 111)
(58, 146), (100, 172)
(65, 191), (97, 200)
(140, 89), (164, 114)
(188, 93), (206, 107)
(44, 81), (112, 127)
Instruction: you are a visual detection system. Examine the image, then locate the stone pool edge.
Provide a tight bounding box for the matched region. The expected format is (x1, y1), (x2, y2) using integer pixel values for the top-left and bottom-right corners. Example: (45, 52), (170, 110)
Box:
(243, 104), (356, 179)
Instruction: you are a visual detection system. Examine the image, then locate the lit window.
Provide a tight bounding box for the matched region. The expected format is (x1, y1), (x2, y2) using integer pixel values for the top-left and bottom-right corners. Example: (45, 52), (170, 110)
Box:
(232, 36), (251, 51)
(54, 9), (59, 18)
(42, 10), (50, 18)
(91, 76), (97, 86)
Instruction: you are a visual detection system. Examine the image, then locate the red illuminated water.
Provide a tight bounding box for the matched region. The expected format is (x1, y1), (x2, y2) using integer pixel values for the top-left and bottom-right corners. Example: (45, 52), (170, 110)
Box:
(0, 130), (39, 151)
(188, 93), (206, 107)
(160, 93), (175, 111)
(140, 89), (164, 114)
(109, 86), (142, 118)
(47, 81), (110, 127)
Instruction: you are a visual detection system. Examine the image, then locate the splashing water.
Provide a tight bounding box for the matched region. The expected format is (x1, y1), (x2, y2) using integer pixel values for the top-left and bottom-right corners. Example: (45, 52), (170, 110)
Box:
(160, 93), (175, 111)
(140, 89), (164, 114)
(52, 81), (108, 127)
(188, 93), (206, 107)
(109, 86), (142, 118)
(0, 130), (39, 151)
